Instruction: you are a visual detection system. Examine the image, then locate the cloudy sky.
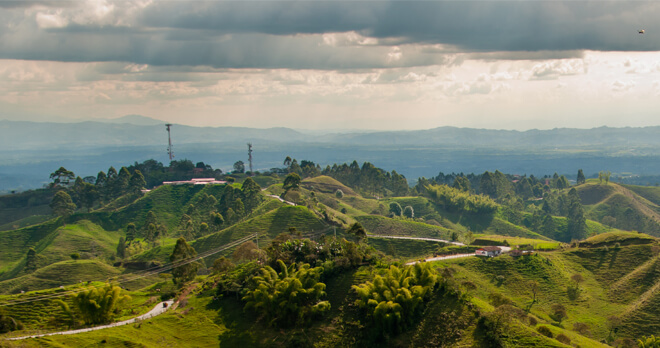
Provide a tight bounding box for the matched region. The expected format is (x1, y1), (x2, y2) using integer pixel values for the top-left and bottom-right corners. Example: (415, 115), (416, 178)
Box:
(1, 0), (660, 131)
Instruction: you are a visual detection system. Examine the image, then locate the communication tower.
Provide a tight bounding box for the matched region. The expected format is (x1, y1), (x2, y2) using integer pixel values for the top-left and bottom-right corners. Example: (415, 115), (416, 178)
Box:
(247, 143), (253, 174)
(166, 124), (174, 161)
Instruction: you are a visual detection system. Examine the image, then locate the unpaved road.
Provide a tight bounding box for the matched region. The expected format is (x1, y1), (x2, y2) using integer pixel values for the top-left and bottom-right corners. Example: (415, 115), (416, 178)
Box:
(5, 300), (175, 341)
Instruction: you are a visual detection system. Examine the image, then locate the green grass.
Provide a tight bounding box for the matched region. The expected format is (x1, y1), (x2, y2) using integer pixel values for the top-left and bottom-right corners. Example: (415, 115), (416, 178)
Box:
(576, 182), (660, 236)
(474, 235), (561, 250)
(301, 175), (357, 196)
(487, 217), (552, 240)
(7, 295), (224, 347)
(579, 231), (656, 247)
(192, 205), (328, 265)
(0, 260), (121, 294)
(367, 237), (447, 260)
(439, 251), (629, 342)
(383, 196), (437, 218)
(356, 215), (453, 240)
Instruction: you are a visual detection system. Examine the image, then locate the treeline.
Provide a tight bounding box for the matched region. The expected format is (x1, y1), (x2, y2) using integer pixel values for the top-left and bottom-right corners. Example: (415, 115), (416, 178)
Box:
(322, 161), (409, 197)
(273, 157), (409, 197)
(128, 159), (223, 188)
(424, 170), (572, 201)
(47, 165), (147, 214)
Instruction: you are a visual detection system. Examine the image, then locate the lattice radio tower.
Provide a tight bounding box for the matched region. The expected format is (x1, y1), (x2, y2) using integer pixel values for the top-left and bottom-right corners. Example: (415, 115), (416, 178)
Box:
(166, 124), (174, 161)
(247, 143), (253, 174)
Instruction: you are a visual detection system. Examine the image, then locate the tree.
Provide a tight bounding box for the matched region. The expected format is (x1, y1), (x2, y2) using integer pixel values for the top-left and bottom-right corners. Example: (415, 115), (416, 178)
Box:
(70, 253), (80, 261)
(452, 175), (471, 192)
(389, 202), (402, 217)
(49, 167), (75, 188)
(212, 257), (234, 274)
(283, 156), (292, 167)
(79, 182), (99, 212)
(571, 273), (584, 285)
(73, 284), (130, 325)
(25, 247), (37, 272)
(232, 241), (263, 263)
(233, 161), (245, 174)
(233, 198), (245, 220)
(95, 171), (107, 189)
(125, 223), (137, 243)
(335, 189), (344, 199)
(403, 205), (414, 218)
(115, 167), (131, 196)
(577, 169), (586, 185)
(116, 237), (126, 259)
(241, 177), (262, 212)
(347, 222), (367, 242)
(128, 169), (146, 195)
(170, 237), (199, 285)
(529, 280), (540, 304)
(283, 173), (301, 190)
(50, 191), (76, 225)
(566, 188), (587, 240)
(551, 303), (567, 323)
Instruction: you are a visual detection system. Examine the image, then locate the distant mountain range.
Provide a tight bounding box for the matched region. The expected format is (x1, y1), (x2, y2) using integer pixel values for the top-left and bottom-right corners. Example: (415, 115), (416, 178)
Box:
(1, 117), (660, 192)
(2, 117), (660, 150)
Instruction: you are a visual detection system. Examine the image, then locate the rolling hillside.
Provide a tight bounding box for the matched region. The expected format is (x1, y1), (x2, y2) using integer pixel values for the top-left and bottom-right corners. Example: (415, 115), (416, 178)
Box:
(576, 182), (660, 235)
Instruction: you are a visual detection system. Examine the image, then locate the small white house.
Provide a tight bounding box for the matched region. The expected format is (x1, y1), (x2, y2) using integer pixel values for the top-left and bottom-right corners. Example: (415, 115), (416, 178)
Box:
(475, 246), (502, 257)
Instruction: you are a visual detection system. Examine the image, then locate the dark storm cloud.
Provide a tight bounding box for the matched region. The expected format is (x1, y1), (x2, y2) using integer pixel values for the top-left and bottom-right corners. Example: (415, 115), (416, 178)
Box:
(1, 1), (659, 69)
(0, 1), (77, 9)
(140, 1), (660, 51)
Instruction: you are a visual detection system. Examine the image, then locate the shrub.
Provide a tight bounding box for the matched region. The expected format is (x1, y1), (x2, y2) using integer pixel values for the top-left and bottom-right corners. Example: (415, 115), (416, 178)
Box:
(572, 322), (590, 335)
(335, 189), (344, 199)
(537, 325), (553, 338)
(528, 316), (538, 326)
(555, 333), (570, 344)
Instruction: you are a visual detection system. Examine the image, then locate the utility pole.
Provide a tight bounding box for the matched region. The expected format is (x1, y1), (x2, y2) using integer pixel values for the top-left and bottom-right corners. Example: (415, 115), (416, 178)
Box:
(165, 124), (174, 161)
(247, 143), (253, 175)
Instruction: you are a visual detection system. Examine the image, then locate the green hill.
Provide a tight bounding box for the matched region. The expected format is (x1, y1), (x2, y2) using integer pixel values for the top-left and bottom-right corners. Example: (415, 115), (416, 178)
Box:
(0, 259), (121, 294)
(576, 182), (660, 235)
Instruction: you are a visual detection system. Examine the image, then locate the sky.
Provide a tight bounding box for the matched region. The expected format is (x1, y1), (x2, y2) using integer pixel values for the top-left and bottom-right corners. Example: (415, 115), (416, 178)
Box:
(1, 0), (660, 131)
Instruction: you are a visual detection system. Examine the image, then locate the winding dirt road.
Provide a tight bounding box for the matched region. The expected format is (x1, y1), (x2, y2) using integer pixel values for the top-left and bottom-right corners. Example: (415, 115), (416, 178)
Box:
(5, 300), (175, 341)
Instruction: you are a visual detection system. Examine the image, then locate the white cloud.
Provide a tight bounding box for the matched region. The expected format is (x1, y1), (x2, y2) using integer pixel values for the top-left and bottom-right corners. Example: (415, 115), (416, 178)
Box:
(35, 11), (68, 28)
(611, 80), (635, 92)
(530, 60), (586, 80)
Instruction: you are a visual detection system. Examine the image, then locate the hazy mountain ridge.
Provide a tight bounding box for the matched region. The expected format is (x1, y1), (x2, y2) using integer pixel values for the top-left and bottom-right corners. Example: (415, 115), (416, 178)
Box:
(2, 119), (660, 192)
(3, 119), (660, 150)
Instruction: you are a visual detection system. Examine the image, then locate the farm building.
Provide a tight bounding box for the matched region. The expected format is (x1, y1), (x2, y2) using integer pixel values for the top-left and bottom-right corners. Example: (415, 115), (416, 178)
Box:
(475, 246), (502, 257)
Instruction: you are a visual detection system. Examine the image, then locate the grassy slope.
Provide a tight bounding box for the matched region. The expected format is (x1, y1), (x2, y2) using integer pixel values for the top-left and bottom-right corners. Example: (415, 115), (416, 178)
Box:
(576, 182), (660, 235)
(437, 232), (660, 344)
(6, 295), (223, 348)
(0, 260), (121, 295)
(0, 220), (122, 283)
(191, 205), (328, 264)
(356, 215), (453, 240)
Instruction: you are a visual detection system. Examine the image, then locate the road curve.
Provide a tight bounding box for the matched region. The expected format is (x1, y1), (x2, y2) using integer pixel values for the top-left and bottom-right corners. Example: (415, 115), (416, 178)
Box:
(5, 300), (175, 341)
(405, 246), (512, 265)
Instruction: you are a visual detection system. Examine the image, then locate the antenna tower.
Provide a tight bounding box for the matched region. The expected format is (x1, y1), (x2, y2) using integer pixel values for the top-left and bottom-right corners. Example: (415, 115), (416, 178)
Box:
(247, 143), (253, 174)
(165, 124), (174, 161)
